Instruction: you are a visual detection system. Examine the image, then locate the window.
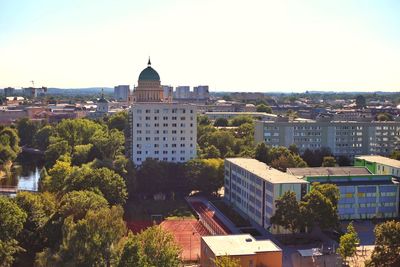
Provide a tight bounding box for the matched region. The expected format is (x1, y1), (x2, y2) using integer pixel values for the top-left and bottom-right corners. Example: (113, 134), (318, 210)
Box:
(145, 109), (150, 113)
(136, 109), (142, 114)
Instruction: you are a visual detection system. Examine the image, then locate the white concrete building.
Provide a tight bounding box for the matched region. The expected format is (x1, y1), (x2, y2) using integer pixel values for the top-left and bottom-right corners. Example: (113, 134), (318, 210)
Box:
(114, 85), (130, 101)
(129, 59), (197, 165)
(224, 158), (308, 234)
(174, 86), (190, 99)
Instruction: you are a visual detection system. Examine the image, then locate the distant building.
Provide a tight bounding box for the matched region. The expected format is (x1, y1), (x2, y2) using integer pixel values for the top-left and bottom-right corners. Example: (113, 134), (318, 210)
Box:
(255, 119), (400, 157)
(114, 85), (130, 101)
(201, 234), (282, 267)
(162, 85), (173, 102)
(22, 87), (47, 98)
(230, 92), (265, 101)
(193, 85), (209, 100)
(4, 87), (15, 97)
(224, 158), (308, 234)
(129, 59), (197, 165)
(174, 86), (190, 99)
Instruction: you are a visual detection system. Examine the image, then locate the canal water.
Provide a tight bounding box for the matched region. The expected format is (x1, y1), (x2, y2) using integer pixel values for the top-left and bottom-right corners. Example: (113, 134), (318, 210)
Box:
(0, 152), (44, 191)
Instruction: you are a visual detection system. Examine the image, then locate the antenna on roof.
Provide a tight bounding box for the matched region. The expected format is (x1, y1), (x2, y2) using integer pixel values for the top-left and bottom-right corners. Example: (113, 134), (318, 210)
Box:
(30, 80), (35, 87)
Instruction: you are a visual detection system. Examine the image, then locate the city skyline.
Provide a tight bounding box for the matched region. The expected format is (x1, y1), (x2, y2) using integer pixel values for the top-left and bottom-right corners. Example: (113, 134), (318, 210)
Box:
(1, 0), (400, 92)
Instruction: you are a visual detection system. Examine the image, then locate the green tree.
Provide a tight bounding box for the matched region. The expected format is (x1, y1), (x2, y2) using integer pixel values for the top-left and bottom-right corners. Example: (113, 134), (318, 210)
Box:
(0, 127), (20, 154)
(47, 158), (73, 192)
(288, 144), (299, 155)
(254, 142), (269, 163)
(118, 226), (181, 267)
(270, 191), (302, 234)
(206, 130), (236, 157)
(34, 125), (55, 151)
(185, 158), (224, 195)
(64, 166), (128, 205)
(214, 118), (229, 127)
(213, 255), (241, 267)
(58, 190), (109, 221)
(55, 119), (104, 148)
(0, 196), (27, 267)
(0, 146), (17, 165)
(376, 113), (393, 121)
(17, 118), (40, 146)
(230, 115), (253, 126)
(322, 156), (336, 167)
(14, 192), (56, 261)
(47, 206), (126, 267)
(355, 95), (366, 109)
(91, 129), (124, 160)
(366, 221), (400, 267)
(117, 232), (146, 267)
(202, 145), (221, 159)
(198, 115), (211, 126)
(107, 111), (128, 131)
(338, 222), (359, 265)
(300, 184), (339, 231)
(44, 140), (71, 168)
(256, 103), (272, 113)
(390, 150), (400, 160)
(71, 144), (93, 166)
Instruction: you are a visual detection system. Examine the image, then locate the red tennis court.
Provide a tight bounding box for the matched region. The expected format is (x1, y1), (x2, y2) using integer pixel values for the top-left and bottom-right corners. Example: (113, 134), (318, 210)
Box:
(160, 219), (210, 262)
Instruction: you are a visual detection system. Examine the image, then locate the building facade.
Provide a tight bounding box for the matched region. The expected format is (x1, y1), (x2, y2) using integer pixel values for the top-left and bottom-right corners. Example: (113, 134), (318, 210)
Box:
(287, 167), (400, 220)
(255, 119), (400, 157)
(114, 85), (130, 101)
(224, 158), (308, 233)
(355, 155), (400, 177)
(4, 87), (15, 97)
(129, 60), (197, 165)
(201, 234), (282, 267)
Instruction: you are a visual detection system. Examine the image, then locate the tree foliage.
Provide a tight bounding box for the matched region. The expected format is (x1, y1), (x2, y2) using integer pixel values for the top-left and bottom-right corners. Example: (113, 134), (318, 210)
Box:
(118, 226), (181, 267)
(322, 156), (336, 167)
(256, 103), (272, 113)
(0, 196), (27, 266)
(366, 221), (400, 267)
(214, 118), (229, 127)
(270, 191), (302, 234)
(338, 222), (359, 264)
(213, 255), (241, 267)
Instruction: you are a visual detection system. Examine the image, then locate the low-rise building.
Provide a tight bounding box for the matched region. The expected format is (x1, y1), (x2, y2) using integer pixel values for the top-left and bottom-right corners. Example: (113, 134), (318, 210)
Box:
(355, 155), (400, 177)
(287, 167), (400, 220)
(201, 234), (282, 267)
(205, 112), (277, 121)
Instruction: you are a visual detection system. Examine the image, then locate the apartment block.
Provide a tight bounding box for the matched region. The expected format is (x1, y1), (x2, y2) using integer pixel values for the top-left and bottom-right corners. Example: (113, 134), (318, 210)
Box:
(224, 158), (308, 234)
(255, 120), (400, 157)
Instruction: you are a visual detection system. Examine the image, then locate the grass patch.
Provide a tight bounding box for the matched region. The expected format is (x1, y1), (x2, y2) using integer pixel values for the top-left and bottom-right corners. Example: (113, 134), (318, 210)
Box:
(211, 200), (251, 227)
(124, 199), (195, 221)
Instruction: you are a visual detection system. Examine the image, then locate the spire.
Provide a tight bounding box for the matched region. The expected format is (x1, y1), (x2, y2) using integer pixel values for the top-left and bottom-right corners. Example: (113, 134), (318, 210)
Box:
(148, 57), (151, 66)
(101, 88), (104, 99)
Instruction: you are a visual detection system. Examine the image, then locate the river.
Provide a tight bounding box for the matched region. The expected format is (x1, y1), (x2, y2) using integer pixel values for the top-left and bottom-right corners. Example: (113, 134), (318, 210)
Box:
(0, 152), (44, 191)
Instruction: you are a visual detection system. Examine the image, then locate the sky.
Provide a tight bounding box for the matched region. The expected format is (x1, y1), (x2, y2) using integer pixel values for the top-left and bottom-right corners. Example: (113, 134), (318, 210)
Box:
(1, 0), (400, 92)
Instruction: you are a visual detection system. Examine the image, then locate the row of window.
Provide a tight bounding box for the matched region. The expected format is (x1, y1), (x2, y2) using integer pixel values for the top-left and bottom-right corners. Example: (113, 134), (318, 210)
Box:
(135, 156), (191, 162)
(136, 150), (192, 155)
(136, 131), (193, 137)
(136, 136), (194, 141)
(136, 108), (194, 114)
(136, 123), (194, 127)
(134, 116), (194, 121)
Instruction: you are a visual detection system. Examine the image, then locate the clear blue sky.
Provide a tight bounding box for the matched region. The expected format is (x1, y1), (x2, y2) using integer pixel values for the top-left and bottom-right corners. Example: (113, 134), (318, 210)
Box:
(1, 0), (399, 92)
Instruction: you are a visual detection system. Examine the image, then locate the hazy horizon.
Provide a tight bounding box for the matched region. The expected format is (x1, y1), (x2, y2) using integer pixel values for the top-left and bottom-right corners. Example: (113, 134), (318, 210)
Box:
(1, 0), (400, 92)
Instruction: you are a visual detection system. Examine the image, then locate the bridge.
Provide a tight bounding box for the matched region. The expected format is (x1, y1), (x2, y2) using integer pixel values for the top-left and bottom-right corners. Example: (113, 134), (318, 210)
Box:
(0, 185), (38, 195)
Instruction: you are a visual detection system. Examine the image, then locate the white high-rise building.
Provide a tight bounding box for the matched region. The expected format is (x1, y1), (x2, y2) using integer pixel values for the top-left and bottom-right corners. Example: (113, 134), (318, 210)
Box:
(114, 85), (130, 101)
(129, 59), (197, 165)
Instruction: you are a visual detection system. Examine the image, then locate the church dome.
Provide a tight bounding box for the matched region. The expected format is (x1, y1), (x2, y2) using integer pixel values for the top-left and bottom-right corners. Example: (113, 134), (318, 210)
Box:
(138, 58), (160, 81)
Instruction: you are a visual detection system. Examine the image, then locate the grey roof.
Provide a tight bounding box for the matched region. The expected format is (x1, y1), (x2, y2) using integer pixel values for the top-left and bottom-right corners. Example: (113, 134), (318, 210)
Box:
(287, 167), (371, 177)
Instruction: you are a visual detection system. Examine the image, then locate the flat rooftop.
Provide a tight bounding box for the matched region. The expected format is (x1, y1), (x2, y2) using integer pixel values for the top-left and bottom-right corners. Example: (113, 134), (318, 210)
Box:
(287, 167), (371, 177)
(356, 155), (400, 168)
(202, 234), (281, 256)
(226, 158), (307, 184)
